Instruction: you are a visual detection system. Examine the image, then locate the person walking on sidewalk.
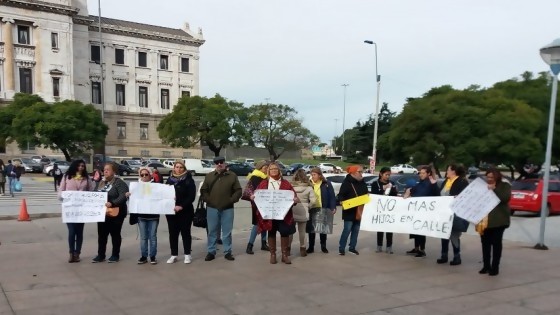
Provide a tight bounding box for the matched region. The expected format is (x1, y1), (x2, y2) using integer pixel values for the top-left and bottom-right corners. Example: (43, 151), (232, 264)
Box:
(253, 162), (298, 264)
(370, 166), (398, 254)
(477, 168), (511, 276)
(53, 164), (64, 192)
(0, 159), (6, 196)
(92, 162), (129, 263)
(338, 165), (368, 256)
(200, 156), (242, 262)
(437, 164), (469, 266)
(5, 160), (22, 198)
(306, 167), (337, 254)
(244, 160), (269, 255)
(59, 160), (94, 263)
(290, 169), (316, 257)
(165, 161), (196, 264)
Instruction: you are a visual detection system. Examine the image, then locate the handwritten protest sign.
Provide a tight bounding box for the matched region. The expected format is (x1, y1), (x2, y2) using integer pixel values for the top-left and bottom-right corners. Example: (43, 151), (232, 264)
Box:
(309, 208), (334, 234)
(129, 182), (175, 215)
(360, 195), (454, 239)
(254, 189), (294, 220)
(451, 178), (500, 224)
(60, 191), (107, 223)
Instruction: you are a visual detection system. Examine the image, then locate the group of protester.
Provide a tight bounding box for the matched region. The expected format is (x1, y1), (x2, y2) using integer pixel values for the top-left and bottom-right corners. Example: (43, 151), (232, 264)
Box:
(58, 157), (511, 276)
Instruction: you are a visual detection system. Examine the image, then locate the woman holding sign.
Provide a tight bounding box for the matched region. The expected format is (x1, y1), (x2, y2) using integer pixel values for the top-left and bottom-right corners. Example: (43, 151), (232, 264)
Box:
(337, 165), (368, 255)
(478, 168), (511, 276)
(370, 167), (399, 254)
(92, 162), (129, 263)
(254, 162), (297, 264)
(306, 167), (337, 254)
(59, 160), (94, 263)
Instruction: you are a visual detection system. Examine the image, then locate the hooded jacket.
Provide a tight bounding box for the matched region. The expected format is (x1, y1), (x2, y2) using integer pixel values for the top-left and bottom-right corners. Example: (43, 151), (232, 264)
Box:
(291, 180), (317, 222)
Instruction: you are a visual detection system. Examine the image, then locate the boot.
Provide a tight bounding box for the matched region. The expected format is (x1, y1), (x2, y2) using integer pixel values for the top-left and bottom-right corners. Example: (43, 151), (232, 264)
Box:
(246, 243), (254, 255)
(261, 239), (269, 251)
(68, 253), (75, 263)
(287, 235), (293, 256)
(281, 237), (291, 264)
(73, 253), (81, 263)
(300, 246), (307, 257)
(268, 237), (277, 264)
(436, 254), (448, 264)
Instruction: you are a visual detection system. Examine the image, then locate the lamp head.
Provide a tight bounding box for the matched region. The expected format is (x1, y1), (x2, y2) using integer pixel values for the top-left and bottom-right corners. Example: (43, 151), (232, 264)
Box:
(540, 38), (560, 76)
(364, 40), (374, 44)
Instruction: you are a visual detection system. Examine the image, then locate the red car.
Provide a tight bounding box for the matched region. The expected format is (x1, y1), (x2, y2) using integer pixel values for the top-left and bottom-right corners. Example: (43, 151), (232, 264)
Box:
(509, 179), (560, 215)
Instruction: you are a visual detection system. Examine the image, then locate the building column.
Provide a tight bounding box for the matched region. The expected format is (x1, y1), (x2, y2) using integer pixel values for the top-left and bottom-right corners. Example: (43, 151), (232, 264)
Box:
(32, 22), (42, 93)
(2, 18), (15, 95)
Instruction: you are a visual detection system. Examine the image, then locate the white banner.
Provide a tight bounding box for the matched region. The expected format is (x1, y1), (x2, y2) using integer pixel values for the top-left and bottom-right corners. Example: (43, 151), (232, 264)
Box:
(254, 189), (295, 220)
(360, 195), (455, 239)
(61, 191), (107, 223)
(451, 178), (500, 224)
(128, 182), (175, 215)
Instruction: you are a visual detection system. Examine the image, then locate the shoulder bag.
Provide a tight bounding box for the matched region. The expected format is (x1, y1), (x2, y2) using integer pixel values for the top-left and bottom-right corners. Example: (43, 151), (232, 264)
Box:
(193, 175), (221, 228)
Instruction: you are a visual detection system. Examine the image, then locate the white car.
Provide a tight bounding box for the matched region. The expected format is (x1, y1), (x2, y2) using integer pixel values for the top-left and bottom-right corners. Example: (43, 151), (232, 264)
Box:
(390, 164), (417, 174)
(317, 163), (343, 174)
(44, 161), (70, 176)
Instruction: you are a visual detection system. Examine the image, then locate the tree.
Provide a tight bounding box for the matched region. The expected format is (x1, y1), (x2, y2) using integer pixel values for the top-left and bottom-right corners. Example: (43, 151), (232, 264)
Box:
(245, 104), (319, 160)
(3, 95), (108, 161)
(157, 94), (247, 157)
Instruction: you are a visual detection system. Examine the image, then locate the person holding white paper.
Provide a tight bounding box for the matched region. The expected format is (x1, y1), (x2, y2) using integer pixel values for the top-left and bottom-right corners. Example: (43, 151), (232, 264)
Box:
(370, 166), (398, 254)
(306, 167), (337, 254)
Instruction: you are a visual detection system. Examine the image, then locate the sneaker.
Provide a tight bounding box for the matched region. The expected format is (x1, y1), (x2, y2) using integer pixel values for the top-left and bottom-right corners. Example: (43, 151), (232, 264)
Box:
(414, 251), (426, 258)
(386, 247), (393, 254)
(166, 256), (177, 264)
(406, 248), (419, 255)
(224, 253), (235, 261)
(375, 246), (383, 253)
(107, 255), (119, 263)
(150, 257), (158, 265)
(91, 255), (105, 263)
(349, 249), (360, 255)
(137, 256), (148, 264)
(204, 253), (215, 261)
(184, 255), (192, 264)
(338, 250), (345, 256)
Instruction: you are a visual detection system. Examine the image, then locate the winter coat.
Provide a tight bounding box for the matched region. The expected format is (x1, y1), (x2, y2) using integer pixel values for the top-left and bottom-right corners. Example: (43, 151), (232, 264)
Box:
(291, 181), (317, 222)
(338, 174), (369, 221)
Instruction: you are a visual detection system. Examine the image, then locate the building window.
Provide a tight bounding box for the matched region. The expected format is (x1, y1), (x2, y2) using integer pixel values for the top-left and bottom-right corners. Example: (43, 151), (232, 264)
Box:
(162, 151), (171, 158)
(140, 123), (149, 140)
(52, 78), (60, 97)
(117, 122), (126, 139)
(138, 51), (147, 67)
(181, 91), (191, 98)
(161, 89), (170, 109)
(181, 57), (189, 72)
(160, 55), (168, 70)
(91, 45), (100, 63)
(117, 149), (128, 156)
(51, 33), (58, 49)
(140, 150), (149, 157)
(91, 82), (101, 104)
(17, 25), (30, 45)
(115, 48), (125, 65)
(116, 84), (125, 105)
(139, 86), (148, 108)
(19, 68), (32, 94)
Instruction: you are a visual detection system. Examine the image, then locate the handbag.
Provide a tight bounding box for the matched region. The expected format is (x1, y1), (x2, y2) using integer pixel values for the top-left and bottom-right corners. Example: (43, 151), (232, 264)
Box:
(241, 181), (254, 201)
(351, 184), (364, 221)
(193, 198), (207, 228)
(14, 181), (22, 192)
(106, 206), (119, 217)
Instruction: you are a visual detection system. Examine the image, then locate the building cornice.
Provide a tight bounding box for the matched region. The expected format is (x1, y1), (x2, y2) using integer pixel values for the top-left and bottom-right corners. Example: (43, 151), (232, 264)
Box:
(0, 0), (80, 16)
(90, 25), (204, 47)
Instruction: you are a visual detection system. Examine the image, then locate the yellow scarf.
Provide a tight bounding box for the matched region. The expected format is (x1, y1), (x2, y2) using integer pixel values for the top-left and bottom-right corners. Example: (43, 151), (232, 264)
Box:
(74, 174), (83, 180)
(312, 180), (322, 208)
(443, 176), (458, 191)
(247, 169), (267, 180)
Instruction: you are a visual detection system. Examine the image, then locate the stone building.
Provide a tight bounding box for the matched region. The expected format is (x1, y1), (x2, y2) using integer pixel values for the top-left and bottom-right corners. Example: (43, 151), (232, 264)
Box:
(0, 0), (204, 159)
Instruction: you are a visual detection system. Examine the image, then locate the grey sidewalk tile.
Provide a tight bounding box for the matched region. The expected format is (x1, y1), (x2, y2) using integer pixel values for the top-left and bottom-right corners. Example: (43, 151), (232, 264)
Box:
(471, 285), (550, 302)
(514, 293), (560, 313)
(457, 303), (540, 315)
(389, 286), (463, 304)
(426, 294), (496, 314)
(367, 304), (448, 315)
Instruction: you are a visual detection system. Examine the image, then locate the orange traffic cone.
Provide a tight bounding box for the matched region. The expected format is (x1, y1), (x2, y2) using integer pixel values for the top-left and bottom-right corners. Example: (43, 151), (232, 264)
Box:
(18, 199), (31, 221)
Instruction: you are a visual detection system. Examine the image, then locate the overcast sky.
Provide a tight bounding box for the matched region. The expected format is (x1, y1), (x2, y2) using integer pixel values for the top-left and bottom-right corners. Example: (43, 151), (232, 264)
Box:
(87, 0), (560, 143)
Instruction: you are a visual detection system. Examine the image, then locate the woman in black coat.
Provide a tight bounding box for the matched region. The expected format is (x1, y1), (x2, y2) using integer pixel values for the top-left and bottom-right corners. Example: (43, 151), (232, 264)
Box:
(337, 165), (369, 255)
(370, 166), (399, 254)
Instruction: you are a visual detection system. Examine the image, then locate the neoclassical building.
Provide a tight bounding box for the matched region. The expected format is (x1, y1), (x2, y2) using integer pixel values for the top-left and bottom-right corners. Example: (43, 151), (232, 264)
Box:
(0, 0), (204, 159)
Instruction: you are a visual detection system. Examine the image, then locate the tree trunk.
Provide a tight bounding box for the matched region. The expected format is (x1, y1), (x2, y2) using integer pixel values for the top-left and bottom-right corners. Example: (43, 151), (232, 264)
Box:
(61, 148), (72, 162)
(267, 146), (277, 161)
(206, 141), (222, 157)
(508, 165), (515, 179)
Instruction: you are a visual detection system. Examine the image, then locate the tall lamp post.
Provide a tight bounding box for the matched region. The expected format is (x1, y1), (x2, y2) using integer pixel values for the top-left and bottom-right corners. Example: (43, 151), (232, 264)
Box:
(341, 83), (349, 156)
(536, 38), (560, 250)
(364, 40), (381, 173)
(97, 0), (106, 165)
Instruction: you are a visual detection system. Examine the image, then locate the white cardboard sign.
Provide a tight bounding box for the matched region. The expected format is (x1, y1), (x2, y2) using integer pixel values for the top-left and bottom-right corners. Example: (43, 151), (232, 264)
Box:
(128, 182), (176, 215)
(451, 178), (500, 224)
(253, 189), (295, 220)
(61, 191), (107, 223)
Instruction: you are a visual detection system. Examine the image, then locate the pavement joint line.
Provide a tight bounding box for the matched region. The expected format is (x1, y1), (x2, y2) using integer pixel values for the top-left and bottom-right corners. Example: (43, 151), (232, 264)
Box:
(0, 281), (15, 315)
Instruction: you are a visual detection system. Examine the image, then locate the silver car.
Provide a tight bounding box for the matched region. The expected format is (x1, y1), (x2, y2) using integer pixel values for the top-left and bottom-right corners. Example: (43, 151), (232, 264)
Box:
(43, 161), (70, 176)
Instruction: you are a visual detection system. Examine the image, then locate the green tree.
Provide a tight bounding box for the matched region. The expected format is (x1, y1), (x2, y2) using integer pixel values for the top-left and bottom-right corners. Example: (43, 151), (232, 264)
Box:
(246, 104), (319, 160)
(157, 94), (247, 157)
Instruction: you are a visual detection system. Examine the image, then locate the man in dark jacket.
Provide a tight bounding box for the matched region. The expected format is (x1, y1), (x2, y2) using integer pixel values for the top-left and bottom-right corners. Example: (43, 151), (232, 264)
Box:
(370, 167), (399, 254)
(200, 156), (242, 262)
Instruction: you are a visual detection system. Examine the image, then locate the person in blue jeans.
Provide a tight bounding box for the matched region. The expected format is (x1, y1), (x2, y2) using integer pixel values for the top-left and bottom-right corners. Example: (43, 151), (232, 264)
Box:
(337, 165), (369, 255)
(200, 156), (242, 262)
(5, 160), (23, 198)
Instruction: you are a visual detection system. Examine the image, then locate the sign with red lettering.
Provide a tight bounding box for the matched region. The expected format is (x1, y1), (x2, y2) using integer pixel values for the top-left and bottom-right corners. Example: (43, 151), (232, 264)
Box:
(360, 195), (454, 239)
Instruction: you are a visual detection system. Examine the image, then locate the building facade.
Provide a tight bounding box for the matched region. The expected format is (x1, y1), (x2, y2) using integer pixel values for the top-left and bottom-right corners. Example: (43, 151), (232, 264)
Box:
(0, 0), (204, 159)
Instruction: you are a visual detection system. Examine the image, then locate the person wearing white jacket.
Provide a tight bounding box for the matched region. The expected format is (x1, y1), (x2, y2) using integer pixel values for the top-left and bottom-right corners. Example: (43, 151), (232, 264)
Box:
(290, 169), (317, 257)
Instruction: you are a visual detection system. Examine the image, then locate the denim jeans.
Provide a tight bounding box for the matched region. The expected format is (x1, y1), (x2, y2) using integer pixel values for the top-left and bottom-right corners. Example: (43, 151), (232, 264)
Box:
(248, 224), (267, 245)
(67, 223), (85, 254)
(207, 207), (234, 255)
(138, 218), (159, 258)
(339, 220), (360, 252)
(8, 177), (15, 196)
(441, 230), (462, 258)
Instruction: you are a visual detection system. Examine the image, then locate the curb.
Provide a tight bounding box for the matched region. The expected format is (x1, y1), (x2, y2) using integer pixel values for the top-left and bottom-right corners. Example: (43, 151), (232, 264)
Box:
(0, 213), (61, 221)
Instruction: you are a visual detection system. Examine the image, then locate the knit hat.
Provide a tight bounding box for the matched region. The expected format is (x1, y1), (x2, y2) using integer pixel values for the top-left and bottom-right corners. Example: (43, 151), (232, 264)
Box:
(174, 159), (187, 170)
(346, 165), (361, 174)
(254, 160), (268, 171)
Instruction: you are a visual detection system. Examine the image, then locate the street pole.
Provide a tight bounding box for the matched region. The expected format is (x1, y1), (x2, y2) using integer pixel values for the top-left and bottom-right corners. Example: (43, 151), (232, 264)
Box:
(341, 84), (349, 157)
(98, 0), (106, 164)
(364, 40), (380, 173)
(334, 118), (339, 154)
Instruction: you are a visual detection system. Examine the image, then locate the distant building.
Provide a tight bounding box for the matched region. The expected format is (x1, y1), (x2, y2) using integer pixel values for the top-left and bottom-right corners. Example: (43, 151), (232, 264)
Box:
(0, 0), (204, 159)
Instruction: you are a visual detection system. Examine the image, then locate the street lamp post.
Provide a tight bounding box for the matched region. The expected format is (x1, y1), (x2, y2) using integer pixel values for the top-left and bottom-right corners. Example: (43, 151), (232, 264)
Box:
(536, 38), (560, 250)
(364, 40), (381, 173)
(334, 118), (339, 154)
(341, 84), (349, 156)
(97, 0), (106, 165)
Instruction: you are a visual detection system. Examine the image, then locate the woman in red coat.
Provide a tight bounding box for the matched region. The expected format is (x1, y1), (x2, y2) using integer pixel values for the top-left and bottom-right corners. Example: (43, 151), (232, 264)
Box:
(252, 162), (298, 264)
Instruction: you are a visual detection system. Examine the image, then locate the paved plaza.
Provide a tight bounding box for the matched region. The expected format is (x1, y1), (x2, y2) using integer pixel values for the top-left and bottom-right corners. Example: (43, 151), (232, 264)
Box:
(0, 176), (559, 314)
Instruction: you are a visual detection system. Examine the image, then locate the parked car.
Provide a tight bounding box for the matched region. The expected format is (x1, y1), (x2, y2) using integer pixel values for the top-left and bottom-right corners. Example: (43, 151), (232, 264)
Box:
(390, 164), (418, 174)
(31, 155), (45, 163)
(365, 174), (421, 195)
(324, 173), (376, 195)
(318, 163), (343, 174)
(145, 162), (167, 172)
(165, 159), (214, 176)
(301, 165), (315, 174)
(468, 165), (479, 175)
(227, 162), (254, 176)
(14, 158), (43, 173)
(44, 161), (70, 176)
(509, 179), (560, 216)
(121, 159), (142, 174)
(289, 163), (305, 173)
(117, 163), (134, 176)
(201, 159), (215, 168)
